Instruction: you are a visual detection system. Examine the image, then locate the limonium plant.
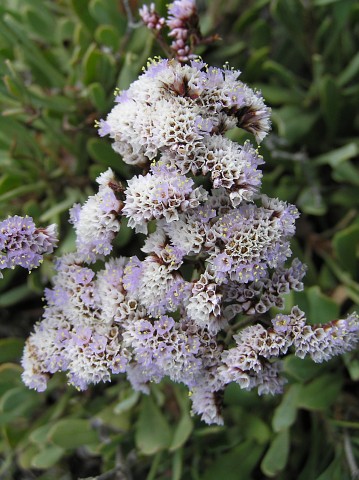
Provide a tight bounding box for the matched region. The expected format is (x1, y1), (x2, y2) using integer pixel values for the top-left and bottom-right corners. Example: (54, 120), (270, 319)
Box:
(4, 0), (356, 426)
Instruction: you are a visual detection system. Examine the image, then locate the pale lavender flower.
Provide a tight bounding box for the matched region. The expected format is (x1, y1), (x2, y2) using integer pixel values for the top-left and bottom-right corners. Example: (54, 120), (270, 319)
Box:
(206, 198), (299, 284)
(69, 169), (121, 262)
(122, 163), (207, 233)
(0, 215), (57, 275)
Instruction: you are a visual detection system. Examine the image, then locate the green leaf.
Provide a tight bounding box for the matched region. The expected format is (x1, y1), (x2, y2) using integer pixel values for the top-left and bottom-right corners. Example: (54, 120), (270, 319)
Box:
(263, 60), (303, 88)
(255, 84), (303, 105)
(87, 82), (107, 111)
(272, 384), (300, 432)
(343, 352), (359, 381)
(71, 0), (97, 32)
(24, 6), (56, 42)
(333, 224), (359, 278)
(47, 419), (99, 449)
(260, 429), (290, 477)
(114, 390), (140, 415)
(0, 174), (25, 195)
(319, 75), (340, 137)
(31, 445), (65, 469)
(306, 286), (340, 324)
(169, 412), (193, 452)
(283, 355), (326, 383)
(0, 364), (22, 384)
(0, 338), (24, 363)
(0, 182), (47, 203)
(203, 440), (265, 480)
(89, 0), (125, 29)
(297, 187), (327, 216)
(114, 217), (133, 248)
(86, 137), (128, 176)
(135, 396), (172, 455)
(1, 14), (65, 87)
(39, 189), (79, 222)
(314, 143), (359, 168)
(81, 43), (115, 88)
(245, 47), (269, 79)
(270, 0), (307, 59)
(29, 423), (54, 445)
(171, 448), (183, 480)
(332, 161), (359, 186)
(314, 455), (347, 480)
(17, 444), (40, 471)
(337, 51), (359, 86)
(3, 75), (23, 99)
(95, 25), (120, 51)
(0, 386), (39, 425)
(0, 284), (33, 308)
(297, 374), (343, 411)
(233, 0), (270, 32)
(272, 106), (319, 144)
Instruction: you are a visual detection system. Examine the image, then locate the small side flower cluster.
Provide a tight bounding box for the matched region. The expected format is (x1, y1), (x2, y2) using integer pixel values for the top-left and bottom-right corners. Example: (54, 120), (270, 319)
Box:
(21, 24), (359, 425)
(69, 169), (122, 262)
(0, 215), (57, 278)
(139, 0), (210, 63)
(220, 307), (359, 395)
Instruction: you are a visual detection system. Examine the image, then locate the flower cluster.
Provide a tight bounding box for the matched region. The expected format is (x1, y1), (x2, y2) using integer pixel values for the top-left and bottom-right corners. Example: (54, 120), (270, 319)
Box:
(0, 215), (57, 277)
(69, 169), (122, 262)
(139, 0), (205, 63)
(21, 8), (359, 426)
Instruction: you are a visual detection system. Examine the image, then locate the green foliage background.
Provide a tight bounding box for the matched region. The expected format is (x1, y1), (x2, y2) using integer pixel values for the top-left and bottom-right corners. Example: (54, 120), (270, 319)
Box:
(0, 0), (358, 478)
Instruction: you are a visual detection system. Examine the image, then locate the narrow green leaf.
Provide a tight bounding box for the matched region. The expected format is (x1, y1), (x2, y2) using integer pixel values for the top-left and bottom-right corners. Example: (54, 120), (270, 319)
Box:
(24, 6), (56, 42)
(314, 455), (346, 480)
(47, 419), (99, 449)
(87, 82), (107, 111)
(71, 0), (97, 32)
(0, 338), (24, 363)
(29, 423), (54, 445)
(203, 440), (265, 480)
(95, 25), (120, 51)
(261, 429), (290, 477)
(272, 106), (319, 144)
(332, 161), (359, 186)
(0, 285), (33, 308)
(333, 224), (359, 278)
(314, 143), (359, 167)
(0, 182), (47, 203)
(114, 390), (140, 415)
(89, 0), (124, 27)
(39, 189), (79, 222)
(297, 374), (343, 411)
(169, 412), (193, 451)
(319, 75), (340, 137)
(0, 174), (23, 195)
(263, 60), (303, 88)
(86, 138), (123, 172)
(171, 448), (183, 480)
(283, 355), (326, 383)
(338, 51), (359, 86)
(272, 384), (300, 432)
(81, 43), (115, 88)
(0, 386), (39, 424)
(255, 84), (303, 105)
(1, 15), (65, 87)
(31, 445), (64, 469)
(135, 396), (172, 455)
(297, 187), (326, 216)
(306, 286), (340, 324)
(17, 444), (40, 471)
